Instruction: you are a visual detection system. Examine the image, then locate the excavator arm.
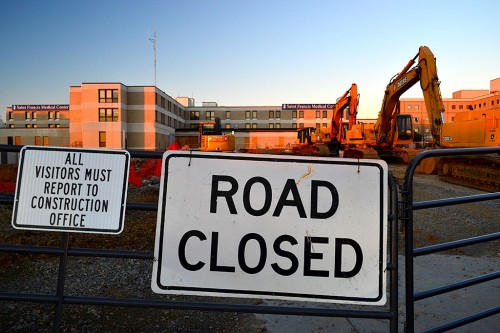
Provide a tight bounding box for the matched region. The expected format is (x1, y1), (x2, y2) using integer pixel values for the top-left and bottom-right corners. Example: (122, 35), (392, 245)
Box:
(330, 83), (358, 142)
(418, 47), (445, 146)
(374, 46), (445, 147)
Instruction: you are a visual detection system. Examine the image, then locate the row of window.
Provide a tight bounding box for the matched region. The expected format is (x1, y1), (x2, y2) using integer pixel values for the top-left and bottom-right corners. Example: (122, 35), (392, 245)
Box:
(8, 124), (62, 128)
(155, 111), (178, 127)
(7, 136), (49, 146)
(407, 99), (499, 111)
(189, 110), (332, 121)
(8, 111), (62, 120)
(156, 94), (181, 115)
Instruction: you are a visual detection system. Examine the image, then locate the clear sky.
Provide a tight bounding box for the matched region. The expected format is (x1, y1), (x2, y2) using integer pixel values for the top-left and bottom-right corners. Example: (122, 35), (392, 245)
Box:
(1, 0), (499, 121)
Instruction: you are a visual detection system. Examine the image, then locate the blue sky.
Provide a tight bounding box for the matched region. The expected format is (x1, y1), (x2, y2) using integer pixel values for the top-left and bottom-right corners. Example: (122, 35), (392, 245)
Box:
(1, 0), (499, 120)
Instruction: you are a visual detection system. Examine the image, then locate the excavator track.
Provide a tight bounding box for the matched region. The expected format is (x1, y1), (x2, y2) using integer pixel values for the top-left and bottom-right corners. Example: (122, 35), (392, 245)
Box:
(438, 155), (500, 192)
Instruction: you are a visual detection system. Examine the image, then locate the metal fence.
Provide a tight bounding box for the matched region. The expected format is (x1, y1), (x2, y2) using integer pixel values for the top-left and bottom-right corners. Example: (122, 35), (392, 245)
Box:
(1, 144), (498, 332)
(401, 147), (500, 333)
(0, 145), (399, 332)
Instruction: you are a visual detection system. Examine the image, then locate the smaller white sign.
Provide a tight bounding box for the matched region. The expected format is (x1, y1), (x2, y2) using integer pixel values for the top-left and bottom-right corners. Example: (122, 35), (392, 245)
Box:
(12, 146), (130, 234)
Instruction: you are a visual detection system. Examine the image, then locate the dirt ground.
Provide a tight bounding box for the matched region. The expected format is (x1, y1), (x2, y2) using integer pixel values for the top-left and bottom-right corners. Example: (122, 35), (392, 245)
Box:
(0, 162), (498, 332)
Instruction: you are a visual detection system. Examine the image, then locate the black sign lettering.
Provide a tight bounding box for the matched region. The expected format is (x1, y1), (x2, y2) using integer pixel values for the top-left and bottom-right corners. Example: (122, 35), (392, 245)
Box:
(271, 235), (299, 276)
(304, 236), (329, 277)
(178, 230), (206, 271)
(334, 238), (363, 278)
(310, 180), (339, 219)
(243, 177), (272, 216)
(210, 232), (236, 272)
(210, 175), (238, 214)
(273, 179), (307, 218)
(238, 233), (267, 274)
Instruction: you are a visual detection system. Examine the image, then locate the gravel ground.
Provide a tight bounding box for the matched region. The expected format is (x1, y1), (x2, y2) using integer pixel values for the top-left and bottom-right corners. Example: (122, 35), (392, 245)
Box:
(0, 164), (498, 332)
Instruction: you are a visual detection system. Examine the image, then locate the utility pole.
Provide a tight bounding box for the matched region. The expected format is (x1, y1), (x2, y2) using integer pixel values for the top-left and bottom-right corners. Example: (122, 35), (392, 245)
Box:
(149, 29), (157, 87)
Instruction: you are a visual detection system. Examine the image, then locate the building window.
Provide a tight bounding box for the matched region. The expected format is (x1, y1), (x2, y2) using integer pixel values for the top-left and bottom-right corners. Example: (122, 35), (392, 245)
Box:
(316, 111), (320, 118)
(99, 108), (118, 122)
(252, 123), (257, 129)
(269, 123), (274, 129)
(407, 105), (412, 110)
(414, 105), (419, 110)
(316, 123), (320, 129)
(252, 111), (257, 119)
(49, 124), (54, 128)
(190, 111), (199, 120)
(205, 111), (215, 120)
(99, 131), (106, 147)
(15, 136), (22, 145)
(9, 124), (14, 128)
(55, 111), (60, 119)
(49, 111), (54, 120)
(99, 89), (118, 103)
(35, 136), (41, 146)
(292, 123), (297, 129)
(299, 111), (304, 118)
(43, 136), (49, 146)
(276, 111), (281, 119)
(8, 112), (13, 120)
(323, 111), (327, 118)
(322, 123), (328, 128)
(245, 111), (251, 119)
(292, 111), (297, 119)
(299, 123), (304, 128)
(25, 124), (32, 128)
(32, 112), (37, 119)
(25, 112), (31, 120)
(269, 111), (274, 119)
(451, 105), (456, 110)
(276, 123), (281, 129)
(55, 124), (60, 128)
(225, 124), (231, 129)
(459, 105), (464, 110)
(226, 111), (231, 119)
(245, 123), (251, 129)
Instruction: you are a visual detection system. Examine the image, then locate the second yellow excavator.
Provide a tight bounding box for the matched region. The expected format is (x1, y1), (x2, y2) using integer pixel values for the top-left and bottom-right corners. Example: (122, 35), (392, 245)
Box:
(343, 45), (499, 190)
(343, 46), (445, 162)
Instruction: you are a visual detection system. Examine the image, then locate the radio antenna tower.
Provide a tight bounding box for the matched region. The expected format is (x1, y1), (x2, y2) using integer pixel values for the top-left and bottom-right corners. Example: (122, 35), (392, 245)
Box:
(149, 29), (157, 86)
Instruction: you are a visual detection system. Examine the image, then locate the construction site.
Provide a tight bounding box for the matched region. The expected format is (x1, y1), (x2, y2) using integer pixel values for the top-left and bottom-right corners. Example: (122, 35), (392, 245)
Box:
(0, 46), (498, 332)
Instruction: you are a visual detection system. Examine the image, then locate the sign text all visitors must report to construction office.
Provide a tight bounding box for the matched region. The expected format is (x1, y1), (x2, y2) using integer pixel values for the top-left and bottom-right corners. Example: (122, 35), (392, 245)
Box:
(12, 146), (130, 234)
(152, 151), (388, 305)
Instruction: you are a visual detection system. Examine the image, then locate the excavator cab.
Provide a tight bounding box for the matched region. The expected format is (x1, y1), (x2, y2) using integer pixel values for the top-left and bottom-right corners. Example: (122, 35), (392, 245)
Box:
(396, 114), (413, 142)
(297, 127), (316, 145)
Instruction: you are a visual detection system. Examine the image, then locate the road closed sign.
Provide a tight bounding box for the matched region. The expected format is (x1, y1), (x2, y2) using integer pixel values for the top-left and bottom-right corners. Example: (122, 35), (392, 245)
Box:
(152, 151), (388, 305)
(12, 146), (130, 234)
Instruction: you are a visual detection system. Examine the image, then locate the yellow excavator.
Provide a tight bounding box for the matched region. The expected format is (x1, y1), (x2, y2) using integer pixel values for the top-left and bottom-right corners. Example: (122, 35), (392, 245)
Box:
(295, 83), (359, 156)
(343, 45), (498, 190)
(343, 46), (445, 162)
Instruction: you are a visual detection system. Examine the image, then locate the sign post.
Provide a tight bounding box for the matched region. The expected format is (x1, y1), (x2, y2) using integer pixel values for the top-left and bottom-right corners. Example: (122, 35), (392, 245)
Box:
(12, 146), (130, 234)
(152, 152), (388, 305)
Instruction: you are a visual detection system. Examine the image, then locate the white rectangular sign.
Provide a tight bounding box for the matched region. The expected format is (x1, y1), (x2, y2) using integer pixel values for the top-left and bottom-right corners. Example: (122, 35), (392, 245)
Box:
(152, 151), (388, 305)
(12, 146), (130, 234)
